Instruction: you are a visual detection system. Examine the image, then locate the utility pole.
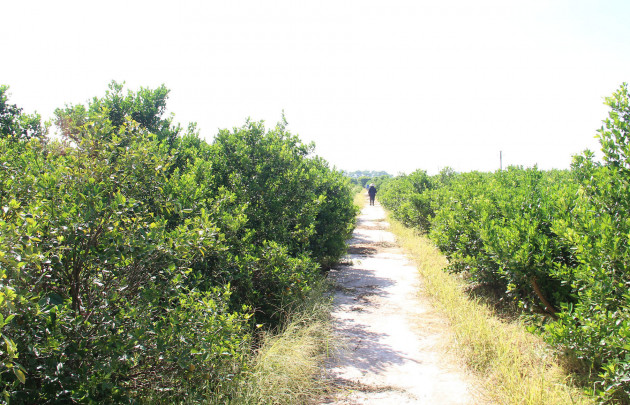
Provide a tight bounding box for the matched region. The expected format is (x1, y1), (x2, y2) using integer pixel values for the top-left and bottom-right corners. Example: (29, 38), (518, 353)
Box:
(500, 151), (503, 171)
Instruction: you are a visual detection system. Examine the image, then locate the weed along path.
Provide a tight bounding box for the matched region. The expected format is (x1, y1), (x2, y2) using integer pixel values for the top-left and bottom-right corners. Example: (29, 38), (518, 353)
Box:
(321, 199), (478, 404)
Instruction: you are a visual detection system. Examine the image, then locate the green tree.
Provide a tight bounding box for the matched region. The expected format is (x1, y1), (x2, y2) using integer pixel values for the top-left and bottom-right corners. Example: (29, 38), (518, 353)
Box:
(547, 83), (630, 401)
(210, 119), (319, 254)
(55, 81), (181, 147)
(0, 85), (46, 141)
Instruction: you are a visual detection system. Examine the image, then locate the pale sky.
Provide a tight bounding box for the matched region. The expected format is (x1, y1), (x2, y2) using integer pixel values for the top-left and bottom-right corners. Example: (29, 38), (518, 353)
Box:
(2, 0), (630, 174)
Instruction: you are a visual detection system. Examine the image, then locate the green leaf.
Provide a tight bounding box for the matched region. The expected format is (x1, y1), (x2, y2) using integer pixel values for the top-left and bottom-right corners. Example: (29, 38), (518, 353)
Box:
(13, 368), (25, 384)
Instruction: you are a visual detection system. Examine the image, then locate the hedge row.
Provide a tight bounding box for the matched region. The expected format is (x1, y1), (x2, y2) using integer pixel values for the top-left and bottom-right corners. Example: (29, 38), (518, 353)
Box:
(379, 83), (630, 402)
(0, 82), (357, 403)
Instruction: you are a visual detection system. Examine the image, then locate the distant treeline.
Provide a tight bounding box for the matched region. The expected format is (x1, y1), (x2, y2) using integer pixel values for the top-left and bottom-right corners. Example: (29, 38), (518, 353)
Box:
(345, 170), (392, 189)
(344, 170), (391, 179)
(378, 83), (630, 403)
(0, 82), (357, 403)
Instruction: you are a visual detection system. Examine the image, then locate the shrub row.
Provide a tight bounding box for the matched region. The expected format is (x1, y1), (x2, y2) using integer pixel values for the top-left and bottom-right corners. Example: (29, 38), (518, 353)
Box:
(379, 83), (630, 402)
(0, 82), (357, 403)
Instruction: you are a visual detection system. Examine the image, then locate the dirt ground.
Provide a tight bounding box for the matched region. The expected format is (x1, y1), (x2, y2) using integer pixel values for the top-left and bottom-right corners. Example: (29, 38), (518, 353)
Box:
(320, 198), (481, 404)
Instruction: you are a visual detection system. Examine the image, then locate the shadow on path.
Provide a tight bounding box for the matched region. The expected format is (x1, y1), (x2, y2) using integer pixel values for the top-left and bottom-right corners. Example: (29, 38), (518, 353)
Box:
(330, 317), (422, 375)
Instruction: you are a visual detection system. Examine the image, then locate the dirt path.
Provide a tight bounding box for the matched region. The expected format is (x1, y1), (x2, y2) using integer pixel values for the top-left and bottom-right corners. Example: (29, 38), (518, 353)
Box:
(321, 198), (479, 404)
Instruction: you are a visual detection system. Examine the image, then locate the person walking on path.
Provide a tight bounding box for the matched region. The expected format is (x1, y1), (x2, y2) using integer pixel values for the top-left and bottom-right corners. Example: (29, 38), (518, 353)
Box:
(368, 183), (377, 206)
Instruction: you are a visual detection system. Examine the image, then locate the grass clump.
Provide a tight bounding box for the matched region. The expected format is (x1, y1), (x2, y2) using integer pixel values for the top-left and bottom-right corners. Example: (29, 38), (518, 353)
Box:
(225, 280), (333, 405)
(386, 215), (594, 405)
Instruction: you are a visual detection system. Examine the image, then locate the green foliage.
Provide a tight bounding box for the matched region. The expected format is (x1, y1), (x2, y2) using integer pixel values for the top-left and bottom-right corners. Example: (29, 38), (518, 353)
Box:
(345, 170), (392, 192)
(309, 157), (358, 269)
(477, 168), (576, 311)
(379, 169), (439, 232)
(379, 84), (630, 401)
(210, 119), (318, 254)
(0, 83), (356, 403)
(0, 116), (249, 402)
(545, 83), (630, 402)
(426, 171), (495, 277)
(55, 81), (181, 147)
(344, 170), (391, 179)
(381, 167), (578, 314)
(210, 118), (356, 268)
(0, 86), (46, 142)
(203, 119), (356, 321)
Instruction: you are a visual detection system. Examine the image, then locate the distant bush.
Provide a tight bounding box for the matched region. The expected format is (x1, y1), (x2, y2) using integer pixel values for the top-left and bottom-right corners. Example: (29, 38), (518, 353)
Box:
(379, 168), (441, 232)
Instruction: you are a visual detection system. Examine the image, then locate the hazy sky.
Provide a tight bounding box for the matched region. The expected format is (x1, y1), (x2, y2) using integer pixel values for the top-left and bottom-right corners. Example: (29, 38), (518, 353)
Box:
(2, 0), (630, 174)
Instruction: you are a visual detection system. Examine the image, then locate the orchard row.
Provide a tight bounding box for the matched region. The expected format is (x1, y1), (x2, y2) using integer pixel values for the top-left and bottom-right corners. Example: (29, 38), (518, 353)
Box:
(0, 82), (357, 403)
(379, 83), (630, 402)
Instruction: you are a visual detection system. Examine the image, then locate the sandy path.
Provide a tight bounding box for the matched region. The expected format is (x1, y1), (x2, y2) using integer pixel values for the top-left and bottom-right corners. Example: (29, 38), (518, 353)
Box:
(321, 199), (478, 404)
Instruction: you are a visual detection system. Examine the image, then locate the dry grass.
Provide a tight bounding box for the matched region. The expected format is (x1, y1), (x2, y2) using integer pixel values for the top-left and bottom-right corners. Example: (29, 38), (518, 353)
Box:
(227, 281), (334, 404)
(353, 190), (367, 211)
(386, 215), (594, 405)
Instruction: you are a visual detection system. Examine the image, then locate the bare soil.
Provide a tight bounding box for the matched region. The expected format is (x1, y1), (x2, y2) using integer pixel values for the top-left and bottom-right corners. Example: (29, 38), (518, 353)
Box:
(320, 199), (481, 404)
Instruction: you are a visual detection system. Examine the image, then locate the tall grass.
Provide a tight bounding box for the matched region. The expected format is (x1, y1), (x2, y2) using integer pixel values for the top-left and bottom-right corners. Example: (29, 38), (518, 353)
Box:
(386, 215), (594, 405)
(224, 280), (333, 404)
